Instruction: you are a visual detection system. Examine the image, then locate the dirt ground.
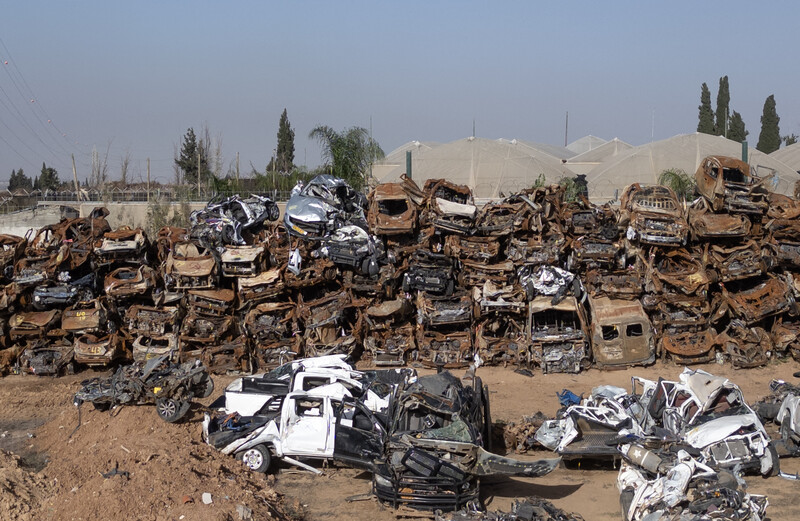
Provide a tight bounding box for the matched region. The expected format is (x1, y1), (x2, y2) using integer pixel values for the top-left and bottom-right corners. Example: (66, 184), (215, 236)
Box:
(1, 358), (800, 521)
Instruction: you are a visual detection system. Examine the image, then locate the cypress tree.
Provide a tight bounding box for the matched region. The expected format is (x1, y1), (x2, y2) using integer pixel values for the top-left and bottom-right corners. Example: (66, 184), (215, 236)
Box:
(756, 95), (781, 153)
(714, 76), (730, 136)
(727, 111), (748, 143)
(697, 83), (715, 134)
(276, 109), (295, 173)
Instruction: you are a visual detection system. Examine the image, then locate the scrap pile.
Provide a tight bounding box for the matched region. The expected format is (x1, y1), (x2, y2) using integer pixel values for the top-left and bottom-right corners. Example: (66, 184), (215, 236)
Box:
(2, 155), (800, 375)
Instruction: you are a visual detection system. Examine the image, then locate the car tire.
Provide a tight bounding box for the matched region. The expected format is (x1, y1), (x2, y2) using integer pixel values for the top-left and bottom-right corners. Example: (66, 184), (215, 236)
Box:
(237, 444), (271, 473)
(781, 418), (798, 454)
(268, 204), (280, 222)
(155, 398), (191, 423)
(197, 376), (215, 399)
(762, 442), (780, 478)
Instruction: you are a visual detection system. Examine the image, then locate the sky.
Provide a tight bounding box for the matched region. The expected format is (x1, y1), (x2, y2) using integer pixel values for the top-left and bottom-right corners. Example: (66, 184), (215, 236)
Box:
(0, 1), (798, 186)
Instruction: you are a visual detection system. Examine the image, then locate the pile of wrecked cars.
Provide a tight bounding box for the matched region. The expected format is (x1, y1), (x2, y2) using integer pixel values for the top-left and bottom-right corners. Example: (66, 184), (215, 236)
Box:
(203, 355), (560, 511)
(2, 155), (800, 375)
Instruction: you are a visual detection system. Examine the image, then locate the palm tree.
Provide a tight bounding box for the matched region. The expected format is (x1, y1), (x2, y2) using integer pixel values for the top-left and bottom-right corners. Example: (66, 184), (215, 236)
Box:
(658, 168), (696, 201)
(308, 125), (384, 189)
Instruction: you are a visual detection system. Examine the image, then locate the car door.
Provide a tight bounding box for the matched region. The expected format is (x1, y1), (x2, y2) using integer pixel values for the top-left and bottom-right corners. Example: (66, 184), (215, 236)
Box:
(333, 399), (386, 471)
(281, 395), (331, 457)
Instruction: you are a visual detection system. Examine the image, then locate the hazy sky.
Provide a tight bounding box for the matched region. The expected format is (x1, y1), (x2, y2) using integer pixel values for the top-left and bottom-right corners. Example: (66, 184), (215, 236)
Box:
(1, 1), (798, 185)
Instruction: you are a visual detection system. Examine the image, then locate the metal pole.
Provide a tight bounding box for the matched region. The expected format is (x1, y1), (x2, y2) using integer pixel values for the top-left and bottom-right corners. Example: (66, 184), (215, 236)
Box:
(406, 150), (412, 180)
(742, 140), (748, 163)
(147, 157), (151, 203)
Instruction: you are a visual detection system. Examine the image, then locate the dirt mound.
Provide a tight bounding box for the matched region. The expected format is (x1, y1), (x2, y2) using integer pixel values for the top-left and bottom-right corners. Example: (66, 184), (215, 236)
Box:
(32, 404), (303, 521)
(0, 450), (52, 521)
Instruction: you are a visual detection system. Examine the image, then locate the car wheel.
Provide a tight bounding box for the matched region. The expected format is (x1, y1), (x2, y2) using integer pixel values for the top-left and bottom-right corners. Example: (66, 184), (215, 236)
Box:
(197, 376), (215, 399)
(155, 398), (191, 423)
(268, 204), (280, 222)
(237, 444), (271, 473)
(762, 442), (780, 478)
(781, 418), (798, 454)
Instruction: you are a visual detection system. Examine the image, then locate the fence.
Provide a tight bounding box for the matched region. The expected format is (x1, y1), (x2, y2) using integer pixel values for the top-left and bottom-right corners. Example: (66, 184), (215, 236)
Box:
(33, 188), (295, 204)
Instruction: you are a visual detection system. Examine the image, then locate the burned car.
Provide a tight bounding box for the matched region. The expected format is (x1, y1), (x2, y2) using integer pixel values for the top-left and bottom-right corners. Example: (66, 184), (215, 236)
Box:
(62, 298), (110, 335)
(18, 338), (74, 376)
(190, 193), (280, 246)
(104, 265), (158, 300)
(9, 310), (61, 341)
(620, 183), (688, 247)
(338, 371), (560, 511)
(32, 272), (96, 310)
(687, 196), (752, 240)
(423, 179), (477, 234)
(527, 296), (590, 374)
(73, 333), (128, 367)
(93, 226), (149, 268)
(320, 225), (383, 276)
(363, 299), (416, 366)
(164, 241), (218, 290)
(220, 244), (267, 278)
(718, 274), (793, 325)
(536, 369), (778, 477)
(588, 296), (655, 369)
(694, 155), (768, 215)
(284, 175), (367, 239)
(702, 239), (764, 283)
(0, 234), (26, 279)
(73, 355), (213, 423)
(367, 182), (417, 236)
(764, 218), (800, 269)
(402, 249), (456, 295)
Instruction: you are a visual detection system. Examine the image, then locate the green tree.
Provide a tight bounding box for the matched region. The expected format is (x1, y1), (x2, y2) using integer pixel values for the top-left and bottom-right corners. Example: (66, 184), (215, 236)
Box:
(697, 83), (715, 134)
(728, 111), (748, 143)
(658, 168), (695, 201)
(276, 109), (295, 173)
(175, 127), (211, 186)
(8, 168), (32, 191)
(308, 125), (384, 189)
(782, 134), (798, 147)
(714, 76), (730, 136)
(38, 163), (60, 191)
(757, 95), (781, 153)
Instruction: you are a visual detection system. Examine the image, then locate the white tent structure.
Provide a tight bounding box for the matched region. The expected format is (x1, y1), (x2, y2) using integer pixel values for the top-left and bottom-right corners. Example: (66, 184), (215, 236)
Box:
(567, 135), (608, 155)
(584, 133), (800, 202)
(564, 138), (633, 176)
(375, 137), (575, 198)
(770, 143), (800, 175)
(370, 140), (439, 184)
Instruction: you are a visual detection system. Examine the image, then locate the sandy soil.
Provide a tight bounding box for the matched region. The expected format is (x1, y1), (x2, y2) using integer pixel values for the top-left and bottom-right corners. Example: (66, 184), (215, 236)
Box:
(1, 358), (799, 521)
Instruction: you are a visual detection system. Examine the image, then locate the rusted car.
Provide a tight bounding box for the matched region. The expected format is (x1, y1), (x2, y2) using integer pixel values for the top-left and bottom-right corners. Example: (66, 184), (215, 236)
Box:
(0, 234), (26, 279)
(185, 288), (235, 315)
(767, 192), (800, 220)
(567, 236), (624, 271)
(505, 229), (566, 266)
(771, 316), (800, 361)
(126, 305), (180, 337)
(703, 240), (764, 282)
(284, 256), (337, 289)
(588, 295), (655, 369)
(181, 311), (233, 343)
(363, 299), (415, 366)
(220, 244), (267, 278)
(104, 265), (158, 300)
(474, 315), (526, 367)
(527, 296), (590, 373)
(473, 280), (527, 317)
(94, 226), (149, 268)
(9, 310), (61, 340)
(19, 338), (74, 375)
(423, 179), (477, 234)
(367, 182), (417, 236)
(619, 184), (688, 246)
(443, 235), (501, 262)
(62, 298), (110, 335)
(133, 334), (178, 363)
(416, 291), (472, 328)
(164, 241), (218, 290)
(687, 197), (751, 240)
(694, 155), (768, 215)
(643, 249), (709, 298)
(718, 274), (794, 325)
(764, 219), (800, 269)
(717, 321), (772, 368)
(199, 335), (251, 374)
(73, 333), (128, 367)
(298, 291), (363, 358)
(659, 328), (718, 365)
(584, 268), (642, 300)
(413, 327), (473, 368)
(155, 226), (188, 264)
(244, 301), (301, 369)
(402, 249), (455, 295)
(237, 268), (285, 306)
(561, 198), (618, 237)
(459, 259), (515, 288)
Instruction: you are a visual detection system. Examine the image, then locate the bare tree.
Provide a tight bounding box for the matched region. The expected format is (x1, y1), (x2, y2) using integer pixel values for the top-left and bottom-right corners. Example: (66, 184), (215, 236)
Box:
(120, 149), (131, 185)
(90, 141), (112, 187)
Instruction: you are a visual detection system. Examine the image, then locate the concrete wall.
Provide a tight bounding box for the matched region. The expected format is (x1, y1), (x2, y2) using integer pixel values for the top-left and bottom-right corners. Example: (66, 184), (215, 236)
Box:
(0, 200), (288, 237)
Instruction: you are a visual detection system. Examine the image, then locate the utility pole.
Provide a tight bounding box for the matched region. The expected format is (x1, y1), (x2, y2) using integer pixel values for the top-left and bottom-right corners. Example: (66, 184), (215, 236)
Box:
(71, 154), (80, 200)
(197, 150), (201, 200)
(236, 151), (240, 187)
(147, 157), (151, 203)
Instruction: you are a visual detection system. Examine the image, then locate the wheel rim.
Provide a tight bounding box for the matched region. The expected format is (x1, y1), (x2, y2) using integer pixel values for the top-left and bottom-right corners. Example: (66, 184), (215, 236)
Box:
(242, 449), (263, 470)
(158, 400), (177, 417)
